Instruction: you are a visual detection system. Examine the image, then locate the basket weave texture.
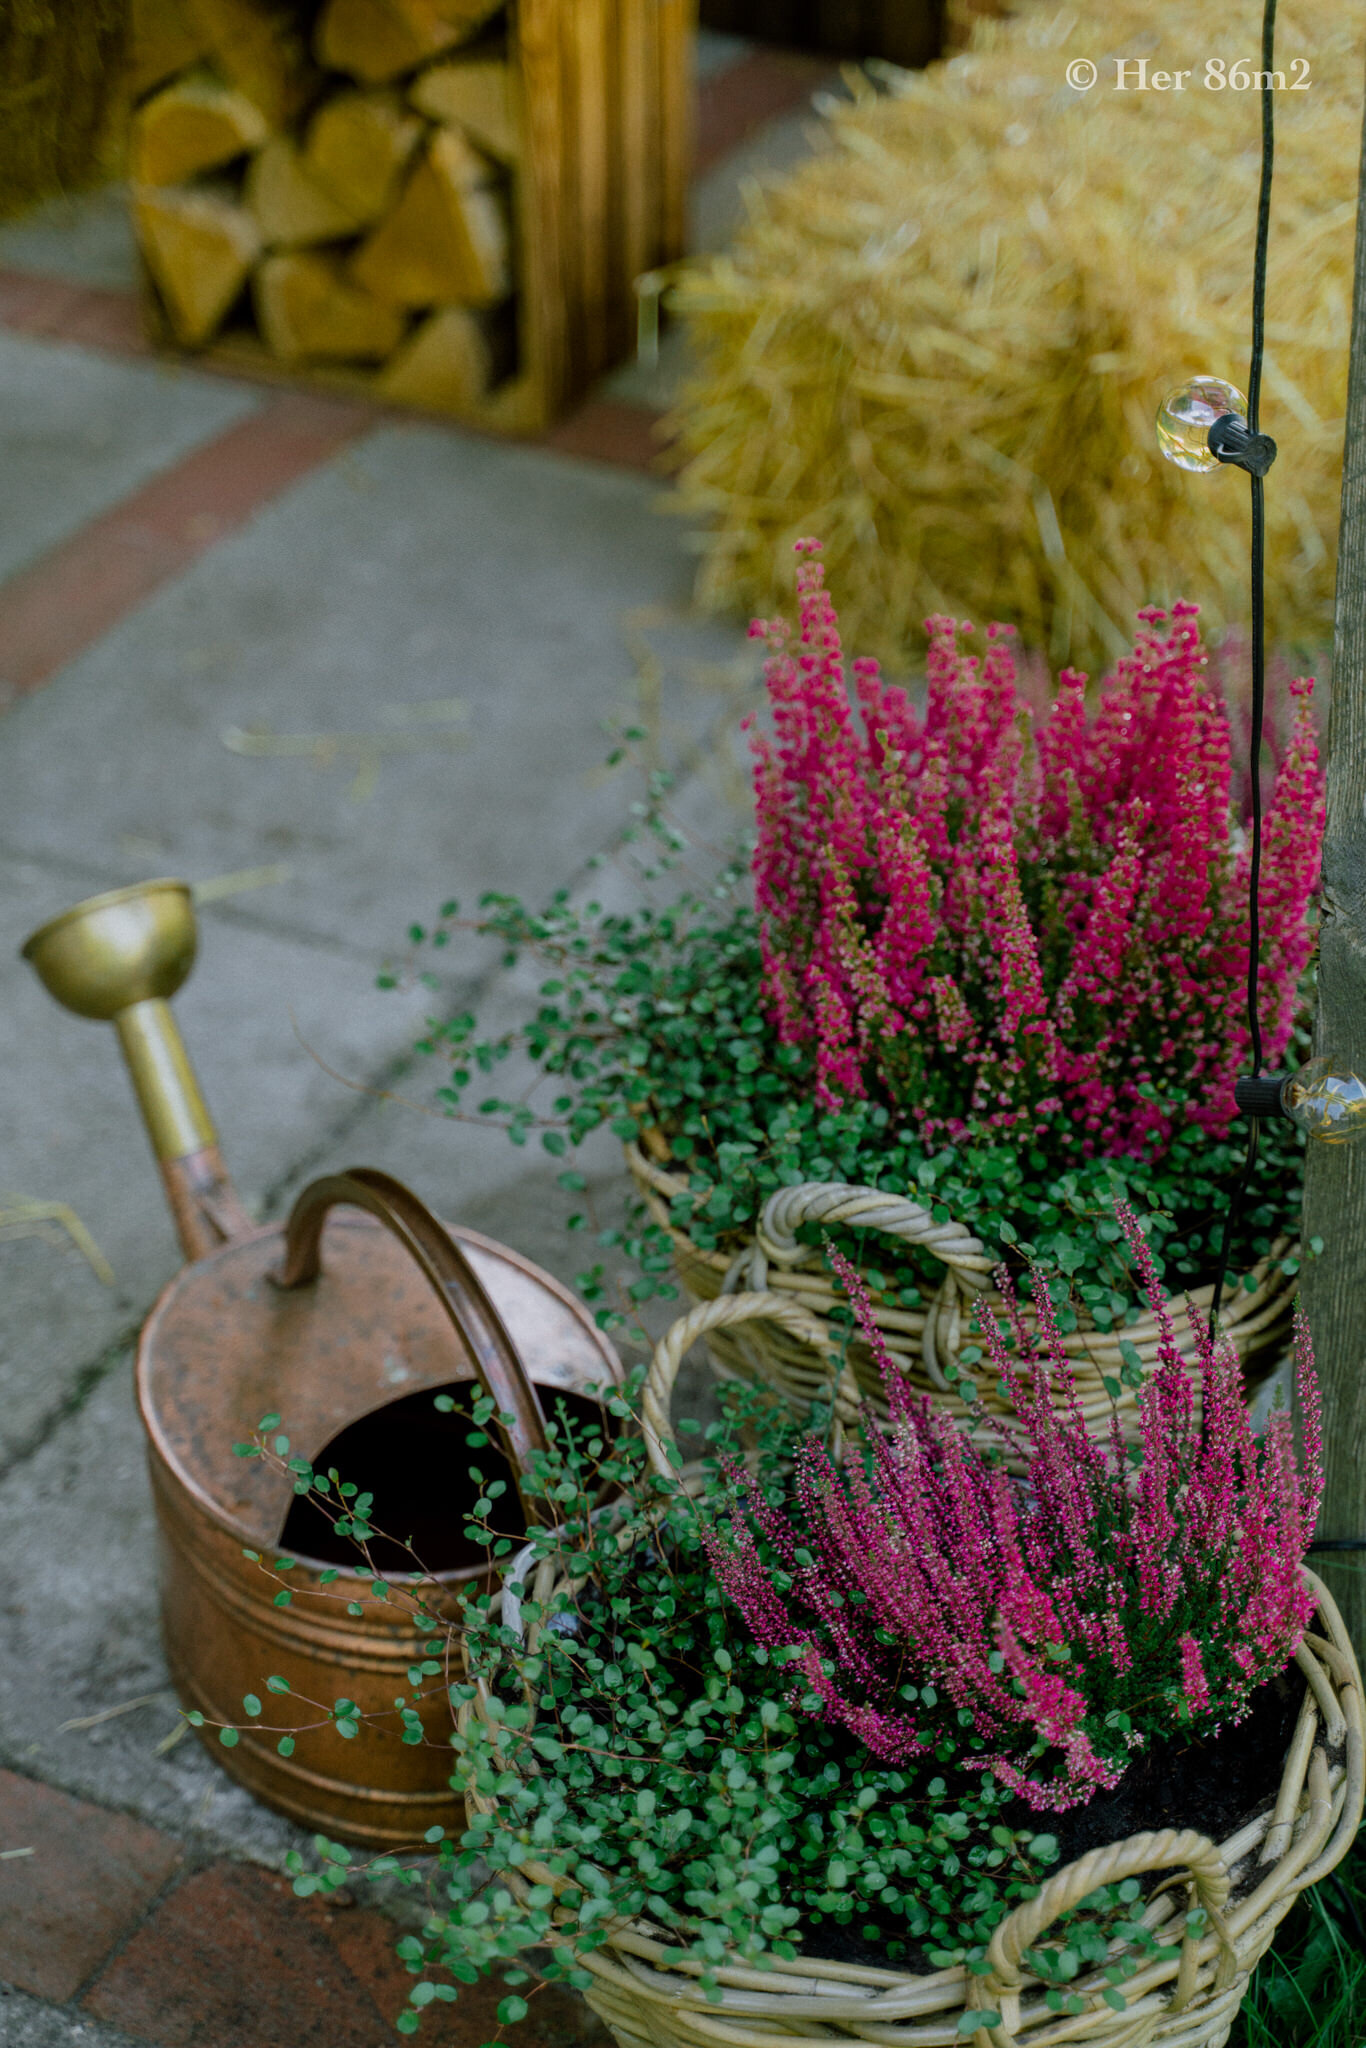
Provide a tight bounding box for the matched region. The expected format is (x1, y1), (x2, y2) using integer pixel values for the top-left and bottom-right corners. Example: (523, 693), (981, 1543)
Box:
(628, 1145), (1296, 1453)
(465, 1292), (1364, 2048)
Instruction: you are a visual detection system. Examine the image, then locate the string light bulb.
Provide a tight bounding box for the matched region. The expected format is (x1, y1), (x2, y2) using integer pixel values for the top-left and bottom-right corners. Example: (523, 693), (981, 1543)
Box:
(1156, 375), (1277, 478)
(1234, 1060), (1366, 1144)
(1157, 376), (1248, 472)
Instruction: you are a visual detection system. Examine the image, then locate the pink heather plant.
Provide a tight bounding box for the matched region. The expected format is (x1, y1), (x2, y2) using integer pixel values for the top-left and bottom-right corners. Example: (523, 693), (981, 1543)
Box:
(747, 543), (1323, 1156)
(707, 1206), (1322, 1813)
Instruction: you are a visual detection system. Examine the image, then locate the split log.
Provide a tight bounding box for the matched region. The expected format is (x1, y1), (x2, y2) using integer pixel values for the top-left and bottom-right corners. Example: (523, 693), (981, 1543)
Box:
(315, 0), (504, 86)
(246, 135), (369, 245)
(128, 0), (210, 102)
(376, 304), (503, 408)
(131, 72), (272, 186)
(305, 89), (422, 221)
(315, 0), (426, 84)
(136, 187), (261, 345)
(350, 129), (509, 307)
(254, 251), (408, 361)
(409, 52), (519, 163)
(181, 0), (308, 126)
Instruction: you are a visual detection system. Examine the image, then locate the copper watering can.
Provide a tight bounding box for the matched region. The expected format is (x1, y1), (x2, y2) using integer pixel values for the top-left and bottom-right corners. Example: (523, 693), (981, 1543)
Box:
(21, 879), (621, 1848)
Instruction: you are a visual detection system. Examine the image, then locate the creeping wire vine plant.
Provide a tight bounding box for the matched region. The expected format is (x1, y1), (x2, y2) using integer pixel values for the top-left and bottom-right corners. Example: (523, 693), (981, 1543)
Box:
(388, 550), (1322, 1349)
(209, 1207), (1325, 2041)
(218, 1385), (1124, 2033)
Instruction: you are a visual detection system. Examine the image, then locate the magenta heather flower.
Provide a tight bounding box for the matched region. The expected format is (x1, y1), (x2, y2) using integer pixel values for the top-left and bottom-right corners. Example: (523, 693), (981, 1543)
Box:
(1180, 1635), (1211, 1717)
(707, 1209), (1322, 1813)
(748, 546), (1323, 1154)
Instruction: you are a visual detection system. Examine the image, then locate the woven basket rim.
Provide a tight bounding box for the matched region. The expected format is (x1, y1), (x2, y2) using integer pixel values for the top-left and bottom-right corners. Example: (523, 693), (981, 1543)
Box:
(463, 1538), (1363, 2040)
(625, 1141), (1297, 1347)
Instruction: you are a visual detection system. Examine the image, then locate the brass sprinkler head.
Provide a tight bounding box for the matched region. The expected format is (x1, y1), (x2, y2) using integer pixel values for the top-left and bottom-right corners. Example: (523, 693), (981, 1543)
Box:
(21, 878), (197, 1020)
(21, 880), (250, 1259)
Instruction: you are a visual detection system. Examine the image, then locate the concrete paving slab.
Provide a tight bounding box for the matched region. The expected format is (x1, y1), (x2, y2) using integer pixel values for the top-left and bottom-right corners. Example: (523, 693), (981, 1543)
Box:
(0, 847), (448, 1471)
(695, 29), (752, 77)
(692, 93), (836, 254)
(0, 1362), (310, 1867)
(0, 186), (140, 295)
(0, 1986), (143, 2048)
(0, 424), (744, 958)
(0, 333), (259, 586)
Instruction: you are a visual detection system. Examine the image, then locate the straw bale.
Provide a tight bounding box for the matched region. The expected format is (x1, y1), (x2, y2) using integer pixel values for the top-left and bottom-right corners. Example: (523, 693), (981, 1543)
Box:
(669, 0), (1359, 671)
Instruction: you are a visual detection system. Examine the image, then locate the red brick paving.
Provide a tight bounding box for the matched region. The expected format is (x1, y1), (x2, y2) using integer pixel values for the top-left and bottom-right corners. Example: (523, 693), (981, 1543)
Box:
(0, 1768), (181, 2003)
(86, 1863), (398, 2048)
(694, 47), (832, 174)
(84, 1861), (609, 2048)
(0, 269), (148, 356)
(545, 396), (667, 473)
(324, 1904), (610, 2047)
(0, 1764), (608, 2043)
(0, 391), (374, 696)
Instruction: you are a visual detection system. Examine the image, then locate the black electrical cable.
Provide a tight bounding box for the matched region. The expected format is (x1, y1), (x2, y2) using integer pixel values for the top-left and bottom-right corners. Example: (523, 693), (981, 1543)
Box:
(1208, 0), (1276, 1337)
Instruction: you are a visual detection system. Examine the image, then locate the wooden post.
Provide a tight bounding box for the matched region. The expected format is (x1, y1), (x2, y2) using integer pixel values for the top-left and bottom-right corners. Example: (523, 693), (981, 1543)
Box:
(0, 1), (126, 218)
(1300, 78), (1366, 1651)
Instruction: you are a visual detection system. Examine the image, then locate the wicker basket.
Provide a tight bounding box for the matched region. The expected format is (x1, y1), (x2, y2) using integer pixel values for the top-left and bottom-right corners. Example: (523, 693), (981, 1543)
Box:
(628, 1144), (1297, 1450)
(464, 1292), (1364, 2048)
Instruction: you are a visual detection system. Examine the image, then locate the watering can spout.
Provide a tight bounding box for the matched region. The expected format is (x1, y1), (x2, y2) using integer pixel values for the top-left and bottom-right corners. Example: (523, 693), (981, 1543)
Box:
(20, 879), (253, 1261)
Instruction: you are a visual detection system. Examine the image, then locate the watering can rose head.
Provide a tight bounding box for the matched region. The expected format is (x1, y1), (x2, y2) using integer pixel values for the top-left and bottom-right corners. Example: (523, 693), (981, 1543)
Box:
(706, 1203), (1323, 1814)
(748, 543), (1323, 1158)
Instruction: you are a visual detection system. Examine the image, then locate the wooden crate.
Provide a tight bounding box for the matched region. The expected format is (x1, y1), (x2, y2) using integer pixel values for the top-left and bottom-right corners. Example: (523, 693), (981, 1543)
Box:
(129, 0), (696, 432)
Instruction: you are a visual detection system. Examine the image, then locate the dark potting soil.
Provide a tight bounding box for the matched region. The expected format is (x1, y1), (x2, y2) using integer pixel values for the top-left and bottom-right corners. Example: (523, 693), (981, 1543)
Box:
(506, 1551), (1307, 1979)
(1038, 1664), (1301, 1866)
(800, 1665), (1302, 1973)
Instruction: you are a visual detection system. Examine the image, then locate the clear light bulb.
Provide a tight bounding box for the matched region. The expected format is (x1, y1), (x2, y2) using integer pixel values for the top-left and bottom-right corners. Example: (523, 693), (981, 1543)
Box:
(1282, 1059), (1366, 1144)
(1156, 376), (1248, 473)
(1237, 1060), (1366, 1142)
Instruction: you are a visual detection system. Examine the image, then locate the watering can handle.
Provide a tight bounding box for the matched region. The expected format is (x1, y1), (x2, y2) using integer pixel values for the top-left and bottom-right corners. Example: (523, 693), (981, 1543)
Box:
(274, 1166), (551, 1525)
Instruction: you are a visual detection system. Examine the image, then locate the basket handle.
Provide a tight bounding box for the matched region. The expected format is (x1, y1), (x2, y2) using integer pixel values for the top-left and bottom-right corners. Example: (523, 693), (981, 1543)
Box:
(758, 1181), (996, 1288)
(966, 1826), (1236, 2045)
(274, 1166), (551, 1526)
(640, 1290), (848, 1480)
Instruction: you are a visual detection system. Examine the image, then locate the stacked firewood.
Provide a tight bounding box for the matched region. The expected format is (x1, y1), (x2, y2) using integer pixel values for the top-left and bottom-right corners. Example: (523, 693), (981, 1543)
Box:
(126, 0), (687, 425)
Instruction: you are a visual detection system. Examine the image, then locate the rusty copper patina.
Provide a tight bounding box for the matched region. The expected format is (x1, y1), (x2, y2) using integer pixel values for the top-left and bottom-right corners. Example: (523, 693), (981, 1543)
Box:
(23, 884), (620, 1847)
